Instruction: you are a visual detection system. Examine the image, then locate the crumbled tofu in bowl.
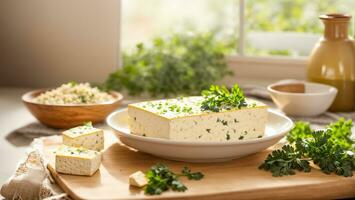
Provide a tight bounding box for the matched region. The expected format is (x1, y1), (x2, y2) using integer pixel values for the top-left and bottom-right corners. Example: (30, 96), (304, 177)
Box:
(34, 82), (115, 105)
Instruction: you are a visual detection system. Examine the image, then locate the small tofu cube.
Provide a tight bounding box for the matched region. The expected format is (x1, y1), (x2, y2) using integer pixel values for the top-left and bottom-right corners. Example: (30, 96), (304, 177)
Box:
(129, 171), (148, 187)
(62, 124), (104, 151)
(55, 145), (101, 176)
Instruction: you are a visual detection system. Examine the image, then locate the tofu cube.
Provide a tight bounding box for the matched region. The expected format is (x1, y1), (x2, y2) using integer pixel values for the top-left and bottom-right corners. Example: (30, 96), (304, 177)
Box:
(55, 145), (102, 176)
(128, 97), (268, 142)
(129, 171), (148, 187)
(62, 124), (104, 151)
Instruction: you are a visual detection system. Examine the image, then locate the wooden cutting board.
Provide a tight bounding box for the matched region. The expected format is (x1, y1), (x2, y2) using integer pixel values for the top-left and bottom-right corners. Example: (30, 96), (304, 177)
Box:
(44, 130), (355, 200)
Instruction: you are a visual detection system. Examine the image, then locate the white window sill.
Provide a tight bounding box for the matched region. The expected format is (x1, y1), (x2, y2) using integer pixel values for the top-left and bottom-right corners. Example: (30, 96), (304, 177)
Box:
(222, 55), (307, 86)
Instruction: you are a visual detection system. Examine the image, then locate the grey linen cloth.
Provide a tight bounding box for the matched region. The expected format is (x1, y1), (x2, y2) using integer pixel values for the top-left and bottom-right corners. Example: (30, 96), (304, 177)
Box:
(2, 85), (355, 200)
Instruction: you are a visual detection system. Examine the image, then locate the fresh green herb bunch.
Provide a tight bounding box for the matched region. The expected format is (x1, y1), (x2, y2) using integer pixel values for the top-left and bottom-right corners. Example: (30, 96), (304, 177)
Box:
(200, 84), (247, 112)
(103, 32), (233, 97)
(289, 119), (354, 151)
(259, 118), (355, 177)
(144, 163), (204, 195)
(259, 145), (311, 177)
(295, 130), (355, 177)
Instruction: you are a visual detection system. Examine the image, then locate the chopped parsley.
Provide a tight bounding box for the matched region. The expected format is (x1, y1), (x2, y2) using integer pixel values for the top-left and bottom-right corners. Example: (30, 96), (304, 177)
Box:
(226, 134), (231, 140)
(200, 84), (247, 112)
(68, 121), (93, 134)
(144, 163), (204, 195)
(79, 95), (87, 103)
(221, 120), (228, 126)
(259, 145), (311, 177)
(181, 166), (204, 180)
(138, 97), (199, 117)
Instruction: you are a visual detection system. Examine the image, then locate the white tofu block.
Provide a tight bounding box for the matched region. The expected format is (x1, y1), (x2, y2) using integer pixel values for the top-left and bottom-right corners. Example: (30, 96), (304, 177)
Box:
(129, 171), (148, 187)
(62, 124), (104, 151)
(55, 145), (102, 176)
(128, 97), (268, 142)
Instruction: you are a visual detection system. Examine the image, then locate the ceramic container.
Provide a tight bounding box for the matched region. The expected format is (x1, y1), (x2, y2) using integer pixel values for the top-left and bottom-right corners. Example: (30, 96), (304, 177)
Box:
(307, 13), (355, 112)
(267, 81), (337, 117)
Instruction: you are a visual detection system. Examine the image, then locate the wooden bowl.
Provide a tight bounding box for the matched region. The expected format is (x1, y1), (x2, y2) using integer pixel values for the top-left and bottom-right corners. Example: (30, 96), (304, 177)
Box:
(22, 89), (123, 129)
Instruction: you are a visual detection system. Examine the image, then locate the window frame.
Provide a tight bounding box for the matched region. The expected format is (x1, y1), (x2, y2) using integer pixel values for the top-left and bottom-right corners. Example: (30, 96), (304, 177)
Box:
(118, 0), (308, 82)
(226, 0), (307, 81)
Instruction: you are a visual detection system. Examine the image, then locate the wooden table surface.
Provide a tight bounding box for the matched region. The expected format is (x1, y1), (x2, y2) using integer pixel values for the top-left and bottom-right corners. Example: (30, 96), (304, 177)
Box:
(1, 85), (354, 200)
(44, 132), (355, 200)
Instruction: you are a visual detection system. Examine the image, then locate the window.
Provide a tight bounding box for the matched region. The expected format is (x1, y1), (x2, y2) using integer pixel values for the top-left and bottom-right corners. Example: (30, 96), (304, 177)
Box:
(121, 0), (238, 50)
(120, 0), (354, 84)
(244, 0), (355, 57)
(122, 0), (354, 59)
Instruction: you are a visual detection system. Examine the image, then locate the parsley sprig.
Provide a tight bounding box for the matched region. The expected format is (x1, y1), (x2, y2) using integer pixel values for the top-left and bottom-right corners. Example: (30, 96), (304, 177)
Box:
(260, 118), (355, 177)
(181, 166), (204, 180)
(296, 130), (354, 177)
(144, 163), (204, 195)
(201, 84), (247, 112)
(259, 145), (311, 176)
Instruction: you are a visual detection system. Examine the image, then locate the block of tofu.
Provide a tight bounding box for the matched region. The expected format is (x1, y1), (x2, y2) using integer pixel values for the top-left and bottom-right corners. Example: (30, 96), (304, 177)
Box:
(62, 124), (104, 151)
(129, 171), (148, 187)
(128, 97), (268, 142)
(55, 145), (102, 176)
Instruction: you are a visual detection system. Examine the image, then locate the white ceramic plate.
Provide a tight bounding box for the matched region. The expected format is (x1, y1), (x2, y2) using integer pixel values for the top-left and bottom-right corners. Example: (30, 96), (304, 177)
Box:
(107, 108), (293, 163)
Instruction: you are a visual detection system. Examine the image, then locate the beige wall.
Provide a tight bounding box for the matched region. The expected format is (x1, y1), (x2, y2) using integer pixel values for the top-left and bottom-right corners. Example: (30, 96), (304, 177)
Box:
(0, 0), (120, 87)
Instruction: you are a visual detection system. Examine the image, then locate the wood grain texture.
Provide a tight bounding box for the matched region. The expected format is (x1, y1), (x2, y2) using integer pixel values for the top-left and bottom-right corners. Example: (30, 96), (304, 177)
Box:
(22, 90), (123, 128)
(44, 131), (355, 200)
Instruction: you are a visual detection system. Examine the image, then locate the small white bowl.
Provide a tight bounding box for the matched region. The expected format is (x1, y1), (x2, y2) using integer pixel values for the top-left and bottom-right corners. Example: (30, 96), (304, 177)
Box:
(267, 81), (337, 117)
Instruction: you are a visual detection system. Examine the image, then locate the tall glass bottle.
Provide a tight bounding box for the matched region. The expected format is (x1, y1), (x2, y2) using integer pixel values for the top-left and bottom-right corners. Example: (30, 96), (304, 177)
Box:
(307, 14), (355, 112)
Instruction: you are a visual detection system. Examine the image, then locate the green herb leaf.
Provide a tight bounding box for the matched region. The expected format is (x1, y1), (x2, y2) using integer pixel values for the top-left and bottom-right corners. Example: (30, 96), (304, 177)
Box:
(295, 130), (355, 177)
(181, 166), (204, 180)
(259, 145), (311, 177)
(327, 118), (354, 151)
(286, 121), (312, 144)
(144, 163), (204, 195)
(287, 118), (354, 151)
(145, 163), (179, 195)
(83, 121), (93, 127)
(200, 84), (247, 112)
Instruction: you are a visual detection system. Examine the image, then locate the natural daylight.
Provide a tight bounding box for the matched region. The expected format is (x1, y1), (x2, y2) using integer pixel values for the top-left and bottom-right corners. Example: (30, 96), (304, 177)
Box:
(0, 0), (354, 200)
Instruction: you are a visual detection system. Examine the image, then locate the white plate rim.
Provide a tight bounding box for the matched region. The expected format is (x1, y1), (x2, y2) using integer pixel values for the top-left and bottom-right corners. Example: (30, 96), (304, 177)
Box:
(107, 108), (294, 146)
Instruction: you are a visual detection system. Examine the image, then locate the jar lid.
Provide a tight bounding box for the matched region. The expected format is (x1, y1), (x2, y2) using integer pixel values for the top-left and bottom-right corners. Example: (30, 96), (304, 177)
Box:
(319, 13), (351, 21)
